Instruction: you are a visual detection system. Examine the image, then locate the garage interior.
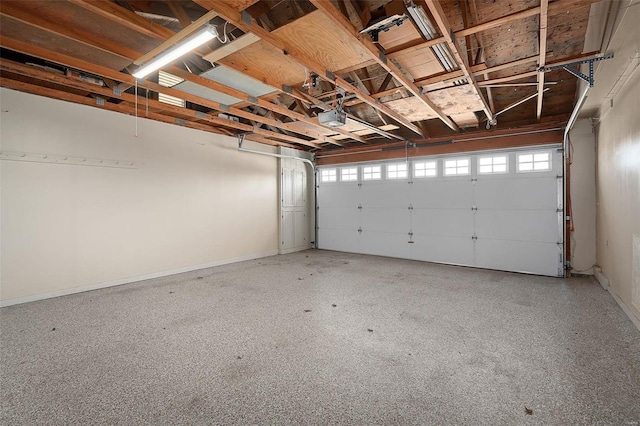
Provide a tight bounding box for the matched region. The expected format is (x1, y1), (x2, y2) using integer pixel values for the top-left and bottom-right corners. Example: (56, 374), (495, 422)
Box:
(0, 0), (639, 423)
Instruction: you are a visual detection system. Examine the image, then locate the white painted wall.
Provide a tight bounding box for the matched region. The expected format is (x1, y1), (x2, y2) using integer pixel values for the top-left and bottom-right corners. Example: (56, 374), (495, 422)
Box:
(0, 88), (278, 305)
(582, 1), (640, 326)
(595, 67), (640, 325)
(569, 119), (597, 273)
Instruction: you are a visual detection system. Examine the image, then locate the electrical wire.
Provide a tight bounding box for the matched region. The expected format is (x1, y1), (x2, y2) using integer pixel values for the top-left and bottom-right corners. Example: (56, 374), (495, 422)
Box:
(135, 79), (138, 137)
(216, 21), (229, 44)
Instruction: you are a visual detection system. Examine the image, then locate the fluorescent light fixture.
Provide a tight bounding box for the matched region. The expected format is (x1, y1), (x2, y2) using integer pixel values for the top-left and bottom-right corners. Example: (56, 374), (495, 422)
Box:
(132, 25), (218, 79)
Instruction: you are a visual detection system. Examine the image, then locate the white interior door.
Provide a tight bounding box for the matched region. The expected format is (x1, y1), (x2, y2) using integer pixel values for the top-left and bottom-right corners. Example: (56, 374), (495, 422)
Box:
(280, 156), (309, 254)
(317, 146), (564, 276)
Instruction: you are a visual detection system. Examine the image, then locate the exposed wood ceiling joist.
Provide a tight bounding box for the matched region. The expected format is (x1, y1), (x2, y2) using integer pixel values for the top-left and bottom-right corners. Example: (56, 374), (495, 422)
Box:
(193, 0), (426, 137)
(309, 0), (460, 133)
(536, 0), (549, 120)
(422, 0), (493, 121)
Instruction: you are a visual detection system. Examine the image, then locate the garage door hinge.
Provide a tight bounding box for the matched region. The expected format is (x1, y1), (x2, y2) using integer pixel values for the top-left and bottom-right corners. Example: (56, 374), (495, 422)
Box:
(556, 174), (563, 179)
(556, 208), (563, 213)
(358, 183), (362, 187)
(471, 178), (478, 183)
(472, 234), (478, 240)
(358, 227), (363, 234)
(358, 204), (363, 210)
(471, 206), (478, 211)
(408, 204), (413, 210)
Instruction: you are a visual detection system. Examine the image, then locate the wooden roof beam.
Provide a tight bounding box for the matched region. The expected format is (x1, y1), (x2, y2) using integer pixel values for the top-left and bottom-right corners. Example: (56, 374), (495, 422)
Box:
(167, 0), (192, 28)
(167, 67), (364, 145)
(387, 0), (589, 60)
(0, 56), (319, 149)
(0, 3), (142, 61)
(193, 0), (425, 137)
(536, 0), (549, 120)
(309, 0), (459, 133)
(66, 0), (176, 40)
(422, 0), (494, 121)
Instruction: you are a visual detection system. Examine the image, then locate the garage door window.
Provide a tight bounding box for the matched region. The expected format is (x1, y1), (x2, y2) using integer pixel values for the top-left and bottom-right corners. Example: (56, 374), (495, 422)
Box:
(414, 160), (437, 178)
(387, 163), (408, 179)
(363, 165), (382, 180)
(444, 158), (470, 176)
(341, 167), (358, 182)
(518, 151), (551, 172)
(478, 155), (508, 174)
(320, 168), (337, 182)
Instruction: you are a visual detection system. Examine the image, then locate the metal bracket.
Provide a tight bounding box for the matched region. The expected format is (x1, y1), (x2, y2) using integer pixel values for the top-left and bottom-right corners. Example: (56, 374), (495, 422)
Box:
(358, 227), (363, 234)
(241, 10), (252, 26)
(358, 204), (363, 210)
(408, 204), (414, 210)
(539, 53), (613, 87)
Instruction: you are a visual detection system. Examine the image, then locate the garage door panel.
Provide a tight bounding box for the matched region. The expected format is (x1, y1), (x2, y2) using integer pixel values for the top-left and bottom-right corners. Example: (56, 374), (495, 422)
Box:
(410, 235), (475, 266)
(475, 239), (562, 276)
(361, 208), (410, 233)
(411, 180), (473, 209)
(318, 228), (360, 253)
(318, 184), (360, 208)
(475, 178), (558, 210)
(412, 209), (474, 237)
(360, 232), (411, 259)
(476, 210), (559, 242)
(360, 182), (409, 208)
(317, 146), (563, 277)
(318, 207), (359, 230)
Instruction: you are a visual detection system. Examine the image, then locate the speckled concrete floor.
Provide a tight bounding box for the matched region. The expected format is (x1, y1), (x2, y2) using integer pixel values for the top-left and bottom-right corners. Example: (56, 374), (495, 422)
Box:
(1, 250), (639, 425)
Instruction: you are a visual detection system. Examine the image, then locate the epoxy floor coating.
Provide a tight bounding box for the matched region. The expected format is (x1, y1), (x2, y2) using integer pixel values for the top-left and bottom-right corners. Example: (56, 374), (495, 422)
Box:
(1, 250), (639, 425)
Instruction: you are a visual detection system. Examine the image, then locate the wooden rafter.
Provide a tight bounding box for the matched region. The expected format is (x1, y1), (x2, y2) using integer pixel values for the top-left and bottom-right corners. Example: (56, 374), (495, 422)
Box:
(133, 9), (219, 66)
(422, 0), (494, 120)
(0, 51), (320, 149)
(468, 0), (495, 114)
(309, 0), (460, 133)
(167, 0), (192, 28)
(65, 0), (176, 40)
(477, 51), (602, 86)
(536, 0), (549, 120)
(193, 0), (426, 137)
(386, 0), (591, 60)
(0, 3), (142, 61)
(167, 67), (363, 145)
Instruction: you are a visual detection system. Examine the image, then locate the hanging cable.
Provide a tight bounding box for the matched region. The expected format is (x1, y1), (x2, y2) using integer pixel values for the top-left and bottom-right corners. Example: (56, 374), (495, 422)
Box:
(135, 79), (138, 137)
(216, 21), (229, 44)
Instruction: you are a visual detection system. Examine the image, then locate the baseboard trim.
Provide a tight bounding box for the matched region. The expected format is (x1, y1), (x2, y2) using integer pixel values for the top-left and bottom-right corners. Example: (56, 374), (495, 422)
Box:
(0, 250), (279, 308)
(608, 288), (640, 332)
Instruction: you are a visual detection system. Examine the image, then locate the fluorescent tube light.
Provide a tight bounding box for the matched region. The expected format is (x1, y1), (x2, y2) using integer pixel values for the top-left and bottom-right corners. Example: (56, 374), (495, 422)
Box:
(132, 25), (218, 79)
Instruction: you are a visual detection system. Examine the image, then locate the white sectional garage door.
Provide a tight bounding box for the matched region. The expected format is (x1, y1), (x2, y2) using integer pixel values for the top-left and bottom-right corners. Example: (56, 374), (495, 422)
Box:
(317, 146), (564, 276)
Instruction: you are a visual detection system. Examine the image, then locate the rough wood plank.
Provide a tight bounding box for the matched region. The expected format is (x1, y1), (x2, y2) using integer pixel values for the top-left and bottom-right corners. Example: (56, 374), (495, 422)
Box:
(167, 0), (192, 28)
(309, 0), (459, 132)
(537, 0), (549, 120)
(66, 0), (175, 40)
(134, 9), (219, 66)
(383, 85), (485, 121)
(272, 10), (372, 73)
(0, 1), (143, 60)
(168, 66), (364, 144)
(195, 0), (425, 136)
(423, 0), (493, 120)
(0, 58), (319, 148)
